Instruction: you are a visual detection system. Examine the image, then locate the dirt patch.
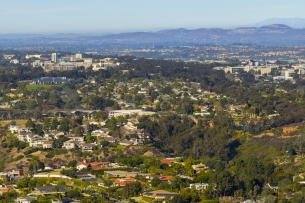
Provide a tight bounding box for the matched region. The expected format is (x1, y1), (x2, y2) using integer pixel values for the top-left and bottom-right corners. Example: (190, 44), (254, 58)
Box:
(123, 146), (163, 157)
(253, 133), (274, 138)
(283, 126), (299, 134)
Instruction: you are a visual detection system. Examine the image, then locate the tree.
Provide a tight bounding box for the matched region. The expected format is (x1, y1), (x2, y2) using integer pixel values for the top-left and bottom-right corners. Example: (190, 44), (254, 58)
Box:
(107, 117), (118, 130)
(43, 118), (51, 131)
(56, 135), (69, 148)
(67, 160), (77, 168)
(33, 107), (42, 121)
(151, 177), (161, 188)
(92, 111), (108, 121)
(50, 118), (59, 130)
(123, 181), (142, 197)
(25, 118), (35, 128)
(74, 126), (84, 137)
(66, 189), (81, 198)
(58, 117), (70, 132)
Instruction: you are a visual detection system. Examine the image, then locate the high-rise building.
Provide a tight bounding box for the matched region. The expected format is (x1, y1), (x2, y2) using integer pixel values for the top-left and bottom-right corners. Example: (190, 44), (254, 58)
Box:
(51, 53), (60, 63)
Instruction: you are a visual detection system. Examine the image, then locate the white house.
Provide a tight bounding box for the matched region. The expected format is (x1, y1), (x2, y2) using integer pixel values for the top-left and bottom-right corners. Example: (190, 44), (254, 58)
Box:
(9, 125), (31, 134)
(15, 196), (37, 203)
(190, 183), (209, 190)
(76, 162), (90, 170)
(62, 141), (76, 149)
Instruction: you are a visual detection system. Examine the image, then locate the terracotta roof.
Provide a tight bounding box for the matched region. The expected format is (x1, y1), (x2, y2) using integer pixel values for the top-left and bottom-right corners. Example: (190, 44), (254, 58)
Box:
(114, 177), (138, 186)
(91, 165), (106, 170)
(158, 176), (173, 181)
(160, 160), (175, 165)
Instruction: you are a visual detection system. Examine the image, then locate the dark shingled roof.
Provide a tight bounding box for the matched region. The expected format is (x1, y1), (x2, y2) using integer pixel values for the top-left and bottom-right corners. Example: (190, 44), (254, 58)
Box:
(36, 185), (68, 194)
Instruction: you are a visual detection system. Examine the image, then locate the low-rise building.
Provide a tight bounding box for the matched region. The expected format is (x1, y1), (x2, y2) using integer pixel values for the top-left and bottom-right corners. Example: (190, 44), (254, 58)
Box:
(114, 177), (138, 186)
(192, 163), (207, 172)
(62, 141), (76, 149)
(43, 140), (56, 149)
(190, 183), (209, 190)
(76, 162), (91, 170)
(32, 185), (67, 196)
(15, 196), (37, 203)
(143, 190), (177, 200)
(104, 170), (150, 178)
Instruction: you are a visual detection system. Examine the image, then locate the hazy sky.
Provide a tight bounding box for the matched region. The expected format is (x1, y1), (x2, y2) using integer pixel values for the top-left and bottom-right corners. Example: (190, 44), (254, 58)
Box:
(1, 0), (305, 34)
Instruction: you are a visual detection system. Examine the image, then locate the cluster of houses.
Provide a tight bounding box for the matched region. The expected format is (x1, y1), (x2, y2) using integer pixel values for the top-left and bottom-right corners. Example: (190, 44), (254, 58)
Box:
(8, 116), (150, 150)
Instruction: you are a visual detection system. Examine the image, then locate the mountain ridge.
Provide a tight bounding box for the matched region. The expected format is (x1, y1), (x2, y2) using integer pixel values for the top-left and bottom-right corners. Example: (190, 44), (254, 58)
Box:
(1, 24), (305, 46)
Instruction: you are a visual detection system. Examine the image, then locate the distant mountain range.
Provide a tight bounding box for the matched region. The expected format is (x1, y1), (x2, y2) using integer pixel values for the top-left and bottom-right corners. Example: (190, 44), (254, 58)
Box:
(2, 23), (305, 46)
(247, 18), (305, 28)
(88, 24), (305, 46)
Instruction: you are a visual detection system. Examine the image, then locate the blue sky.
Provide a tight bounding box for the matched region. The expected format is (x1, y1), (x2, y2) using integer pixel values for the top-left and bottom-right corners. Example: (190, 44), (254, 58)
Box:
(1, 0), (305, 34)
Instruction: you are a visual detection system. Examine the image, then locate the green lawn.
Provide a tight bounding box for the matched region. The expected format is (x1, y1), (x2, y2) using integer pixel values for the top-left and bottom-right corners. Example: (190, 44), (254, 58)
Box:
(141, 197), (153, 203)
(0, 120), (28, 126)
(26, 84), (56, 90)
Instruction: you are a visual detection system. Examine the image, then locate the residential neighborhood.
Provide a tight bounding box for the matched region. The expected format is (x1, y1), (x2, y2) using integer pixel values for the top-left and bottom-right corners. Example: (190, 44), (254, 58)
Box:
(0, 50), (305, 203)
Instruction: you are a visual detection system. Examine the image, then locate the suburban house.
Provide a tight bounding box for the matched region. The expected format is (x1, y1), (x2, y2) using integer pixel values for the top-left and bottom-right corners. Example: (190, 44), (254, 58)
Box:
(119, 139), (135, 146)
(32, 185), (67, 196)
(78, 143), (94, 151)
(0, 173), (7, 179)
(17, 133), (31, 142)
(143, 190), (177, 200)
(62, 141), (76, 149)
(43, 140), (56, 149)
(192, 163), (207, 172)
(190, 183), (209, 190)
(103, 136), (117, 143)
(160, 159), (176, 166)
(29, 140), (44, 148)
(90, 162), (111, 170)
(113, 177), (139, 186)
(15, 196), (37, 203)
(158, 175), (173, 182)
(0, 184), (13, 195)
(68, 136), (84, 142)
(51, 131), (65, 139)
(76, 162), (91, 170)
(266, 182), (279, 191)
(104, 170), (150, 179)
(9, 125), (32, 134)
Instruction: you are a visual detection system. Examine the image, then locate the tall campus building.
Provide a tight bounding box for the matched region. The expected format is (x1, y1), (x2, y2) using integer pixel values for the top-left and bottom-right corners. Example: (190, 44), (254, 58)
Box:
(51, 53), (59, 63)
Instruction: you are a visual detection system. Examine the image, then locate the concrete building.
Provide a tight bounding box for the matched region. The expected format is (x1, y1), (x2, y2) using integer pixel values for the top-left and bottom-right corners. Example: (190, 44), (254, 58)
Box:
(51, 53), (60, 63)
(3, 54), (14, 60)
(273, 70), (295, 81)
(25, 54), (41, 59)
(75, 53), (82, 59)
(220, 65), (278, 75)
(44, 63), (75, 71)
(10, 59), (19, 64)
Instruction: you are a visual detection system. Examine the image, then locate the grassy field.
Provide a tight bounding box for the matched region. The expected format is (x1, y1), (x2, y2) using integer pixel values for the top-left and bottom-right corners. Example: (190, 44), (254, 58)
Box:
(26, 84), (56, 90)
(0, 120), (28, 126)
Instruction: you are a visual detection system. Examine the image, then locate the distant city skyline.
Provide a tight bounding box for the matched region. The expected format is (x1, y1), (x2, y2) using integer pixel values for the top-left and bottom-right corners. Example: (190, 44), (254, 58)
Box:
(1, 0), (305, 34)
